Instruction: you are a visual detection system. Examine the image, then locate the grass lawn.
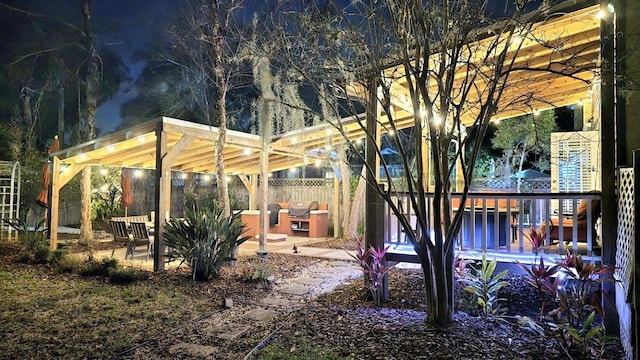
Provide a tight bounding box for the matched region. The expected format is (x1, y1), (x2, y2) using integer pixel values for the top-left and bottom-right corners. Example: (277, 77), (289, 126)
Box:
(0, 261), (216, 359)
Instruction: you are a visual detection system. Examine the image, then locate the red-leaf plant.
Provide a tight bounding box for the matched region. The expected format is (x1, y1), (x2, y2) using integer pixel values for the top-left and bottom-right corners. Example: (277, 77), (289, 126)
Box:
(516, 227), (560, 316)
(545, 250), (617, 356)
(348, 234), (392, 307)
(549, 250), (616, 329)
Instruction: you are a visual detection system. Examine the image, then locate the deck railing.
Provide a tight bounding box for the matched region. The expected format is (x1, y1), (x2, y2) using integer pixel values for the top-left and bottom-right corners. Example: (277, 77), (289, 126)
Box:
(384, 192), (602, 263)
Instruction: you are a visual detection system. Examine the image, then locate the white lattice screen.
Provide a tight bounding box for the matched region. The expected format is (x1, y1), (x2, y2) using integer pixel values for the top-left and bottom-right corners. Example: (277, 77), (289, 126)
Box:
(616, 168), (634, 360)
(550, 131), (600, 213)
(266, 178), (336, 224)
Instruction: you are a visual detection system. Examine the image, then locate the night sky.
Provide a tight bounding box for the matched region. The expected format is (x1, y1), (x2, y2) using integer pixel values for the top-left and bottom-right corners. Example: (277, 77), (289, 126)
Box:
(91, 0), (185, 133)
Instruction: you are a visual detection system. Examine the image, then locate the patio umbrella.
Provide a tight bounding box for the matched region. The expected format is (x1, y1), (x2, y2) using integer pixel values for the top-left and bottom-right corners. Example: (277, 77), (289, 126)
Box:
(35, 136), (60, 208)
(510, 169), (550, 179)
(121, 168), (133, 216)
(380, 147), (398, 155)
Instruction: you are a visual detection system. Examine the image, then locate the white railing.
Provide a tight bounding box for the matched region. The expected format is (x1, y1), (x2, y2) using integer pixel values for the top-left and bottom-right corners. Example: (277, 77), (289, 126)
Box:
(384, 192), (602, 263)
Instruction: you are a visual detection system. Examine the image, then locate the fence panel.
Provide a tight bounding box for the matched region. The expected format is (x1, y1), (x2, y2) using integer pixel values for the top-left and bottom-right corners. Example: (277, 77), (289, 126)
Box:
(616, 167), (635, 360)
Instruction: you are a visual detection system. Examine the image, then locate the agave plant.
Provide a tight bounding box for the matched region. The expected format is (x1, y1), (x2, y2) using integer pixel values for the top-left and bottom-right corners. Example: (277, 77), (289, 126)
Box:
(163, 203), (250, 281)
(3, 213), (47, 250)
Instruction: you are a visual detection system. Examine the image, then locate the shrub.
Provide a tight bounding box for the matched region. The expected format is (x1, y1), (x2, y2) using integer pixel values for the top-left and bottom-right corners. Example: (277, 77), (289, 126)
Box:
(163, 202), (250, 281)
(78, 257), (119, 277)
(52, 253), (84, 274)
(239, 257), (274, 285)
(459, 253), (509, 316)
(108, 267), (146, 285)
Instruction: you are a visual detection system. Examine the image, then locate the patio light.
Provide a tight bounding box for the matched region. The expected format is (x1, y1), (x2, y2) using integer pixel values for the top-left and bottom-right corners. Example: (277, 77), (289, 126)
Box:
(597, 3), (615, 19)
(100, 168), (108, 175)
(107, 145), (115, 152)
(432, 114), (443, 125)
(134, 169), (143, 178)
(244, 148), (251, 155)
(607, 2), (615, 13)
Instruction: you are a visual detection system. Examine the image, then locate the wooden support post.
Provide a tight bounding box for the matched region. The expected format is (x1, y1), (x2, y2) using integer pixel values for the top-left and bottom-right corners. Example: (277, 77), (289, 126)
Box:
(49, 157), (61, 250)
(365, 77), (388, 302)
(600, 0), (620, 333)
(153, 129), (196, 272)
(48, 161), (85, 250)
(237, 174), (258, 210)
(333, 176), (339, 237)
(258, 142), (269, 257)
(251, 175), (258, 210)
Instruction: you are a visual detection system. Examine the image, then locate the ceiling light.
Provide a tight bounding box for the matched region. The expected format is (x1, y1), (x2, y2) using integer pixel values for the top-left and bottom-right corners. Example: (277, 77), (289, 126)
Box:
(607, 2), (615, 13)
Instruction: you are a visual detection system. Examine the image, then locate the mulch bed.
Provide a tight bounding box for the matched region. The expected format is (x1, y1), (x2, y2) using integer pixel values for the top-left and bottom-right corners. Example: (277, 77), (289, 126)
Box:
(1, 235), (626, 359)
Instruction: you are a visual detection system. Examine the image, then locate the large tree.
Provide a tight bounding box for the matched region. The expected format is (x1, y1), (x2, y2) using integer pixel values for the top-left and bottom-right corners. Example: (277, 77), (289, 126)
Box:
(491, 109), (557, 191)
(0, 0), (126, 232)
(271, 0), (595, 325)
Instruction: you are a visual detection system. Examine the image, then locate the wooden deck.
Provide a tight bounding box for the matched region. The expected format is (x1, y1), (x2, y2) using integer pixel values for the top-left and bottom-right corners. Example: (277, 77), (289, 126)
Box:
(384, 192), (603, 264)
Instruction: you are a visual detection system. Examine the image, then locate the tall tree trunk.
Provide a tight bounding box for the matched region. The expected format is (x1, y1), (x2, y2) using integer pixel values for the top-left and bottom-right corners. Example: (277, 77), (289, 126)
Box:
(79, 0), (97, 244)
(516, 142), (527, 192)
(57, 81), (65, 148)
(347, 166), (367, 238)
(336, 145), (352, 238)
(20, 87), (34, 151)
(209, 0), (232, 261)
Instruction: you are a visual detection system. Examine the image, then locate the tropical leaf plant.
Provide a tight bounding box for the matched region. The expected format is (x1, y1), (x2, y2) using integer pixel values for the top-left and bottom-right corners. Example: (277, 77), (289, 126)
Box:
(460, 253), (509, 316)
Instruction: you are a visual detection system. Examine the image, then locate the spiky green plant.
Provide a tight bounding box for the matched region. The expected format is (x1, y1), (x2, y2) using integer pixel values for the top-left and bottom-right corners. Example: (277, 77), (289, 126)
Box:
(163, 202), (250, 281)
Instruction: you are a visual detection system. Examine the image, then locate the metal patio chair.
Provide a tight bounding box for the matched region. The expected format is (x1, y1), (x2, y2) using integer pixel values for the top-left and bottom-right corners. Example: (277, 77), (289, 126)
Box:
(129, 222), (152, 261)
(110, 220), (132, 259)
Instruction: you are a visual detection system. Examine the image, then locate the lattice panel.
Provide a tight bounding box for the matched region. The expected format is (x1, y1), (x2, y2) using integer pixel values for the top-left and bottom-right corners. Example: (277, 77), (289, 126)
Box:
(616, 168), (634, 360)
(269, 178), (334, 188)
(616, 168), (634, 296)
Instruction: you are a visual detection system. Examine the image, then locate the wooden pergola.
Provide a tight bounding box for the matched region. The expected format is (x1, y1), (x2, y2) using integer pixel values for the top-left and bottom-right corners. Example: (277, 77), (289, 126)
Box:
(47, 3), (604, 271)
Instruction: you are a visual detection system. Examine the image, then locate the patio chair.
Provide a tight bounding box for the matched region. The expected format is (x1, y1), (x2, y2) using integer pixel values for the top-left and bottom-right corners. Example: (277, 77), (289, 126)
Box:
(129, 222), (152, 261)
(539, 197), (601, 243)
(110, 220), (132, 259)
